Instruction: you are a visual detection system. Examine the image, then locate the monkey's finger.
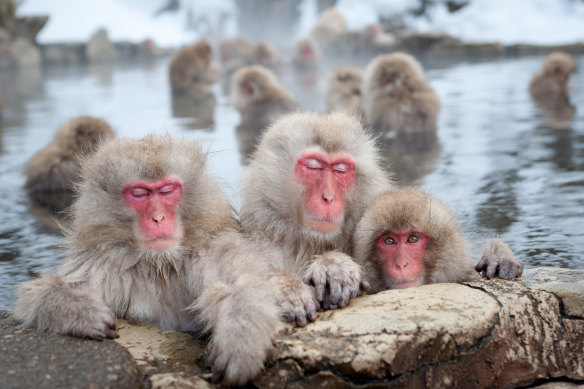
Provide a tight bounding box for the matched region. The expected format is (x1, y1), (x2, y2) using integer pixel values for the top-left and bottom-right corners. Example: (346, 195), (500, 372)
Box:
(295, 314), (307, 327)
(338, 284), (351, 308)
(304, 300), (318, 322)
(104, 327), (119, 339)
(314, 280), (326, 302)
(359, 280), (370, 294)
(281, 301), (296, 322)
(86, 330), (106, 341)
(474, 257), (488, 273)
(328, 279), (342, 306)
(498, 259), (512, 280)
(485, 260), (500, 279)
(511, 262), (524, 278)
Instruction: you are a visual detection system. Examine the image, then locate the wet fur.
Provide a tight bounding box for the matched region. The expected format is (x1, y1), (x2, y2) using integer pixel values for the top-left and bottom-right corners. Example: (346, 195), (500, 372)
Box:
(168, 40), (213, 95)
(325, 67), (364, 118)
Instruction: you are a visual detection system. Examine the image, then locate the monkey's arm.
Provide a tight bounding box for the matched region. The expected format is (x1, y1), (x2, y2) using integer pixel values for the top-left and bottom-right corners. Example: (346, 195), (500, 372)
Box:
(303, 251), (369, 310)
(474, 238), (524, 280)
(13, 273), (117, 340)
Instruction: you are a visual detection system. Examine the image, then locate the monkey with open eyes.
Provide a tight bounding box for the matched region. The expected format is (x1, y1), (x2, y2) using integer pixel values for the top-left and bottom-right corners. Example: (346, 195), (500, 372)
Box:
(353, 187), (524, 293)
(240, 111), (394, 326)
(15, 135), (279, 385)
(362, 52), (440, 136)
(230, 65), (298, 132)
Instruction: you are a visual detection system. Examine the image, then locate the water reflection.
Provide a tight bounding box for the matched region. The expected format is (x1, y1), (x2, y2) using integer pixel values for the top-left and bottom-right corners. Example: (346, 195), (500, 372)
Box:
(0, 53), (582, 310)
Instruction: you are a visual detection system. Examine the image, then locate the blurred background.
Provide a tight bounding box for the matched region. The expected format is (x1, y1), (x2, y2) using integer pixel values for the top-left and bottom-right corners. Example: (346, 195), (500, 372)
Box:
(0, 0), (583, 310)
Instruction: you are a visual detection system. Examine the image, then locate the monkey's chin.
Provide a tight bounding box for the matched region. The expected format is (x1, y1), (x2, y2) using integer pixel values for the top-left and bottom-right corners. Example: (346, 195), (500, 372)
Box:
(143, 237), (179, 251)
(390, 278), (424, 290)
(306, 219), (341, 233)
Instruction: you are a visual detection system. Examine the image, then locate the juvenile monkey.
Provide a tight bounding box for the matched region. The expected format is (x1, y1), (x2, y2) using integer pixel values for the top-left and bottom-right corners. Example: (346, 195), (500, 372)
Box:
(240, 111), (394, 325)
(25, 116), (115, 210)
(353, 187), (524, 293)
(325, 66), (364, 118)
(15, 135), (279, 385)
(362, 52), (440, 136)
(168, 40), (215, 95)
(230, 65), (298, 131)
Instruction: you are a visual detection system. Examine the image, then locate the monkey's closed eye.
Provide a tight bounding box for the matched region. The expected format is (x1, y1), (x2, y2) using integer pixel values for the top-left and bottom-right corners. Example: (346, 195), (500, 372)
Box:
(383, 236), (396, 245)
(407, 235), (420, 243)
(159, 184), (179, 195)
(303, 158), (323, 170)
(129, 187), (150, 198)
(332, 163), (348, 173)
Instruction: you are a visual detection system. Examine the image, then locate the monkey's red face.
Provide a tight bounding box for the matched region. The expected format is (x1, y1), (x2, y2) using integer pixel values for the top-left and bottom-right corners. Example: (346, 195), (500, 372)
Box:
(376, 230), (428, 289)
(301, 47), (313, 63)
(123, 177), (183, 251)
(294, 151), (356, 233)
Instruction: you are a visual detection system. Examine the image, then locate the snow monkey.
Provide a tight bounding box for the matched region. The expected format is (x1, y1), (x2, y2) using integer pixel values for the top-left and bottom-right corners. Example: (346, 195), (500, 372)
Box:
(353, 187), (524, 293)
(362, 52), (440, 136)
(15, 135), (279, 385)
(240, 111), (394, 326)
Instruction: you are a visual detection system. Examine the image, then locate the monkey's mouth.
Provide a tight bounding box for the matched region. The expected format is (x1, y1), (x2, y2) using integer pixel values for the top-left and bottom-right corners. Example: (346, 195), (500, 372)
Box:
(390, 277), (424, 290)
(143, 237), (178, 251)
(306, 215), (342, 233)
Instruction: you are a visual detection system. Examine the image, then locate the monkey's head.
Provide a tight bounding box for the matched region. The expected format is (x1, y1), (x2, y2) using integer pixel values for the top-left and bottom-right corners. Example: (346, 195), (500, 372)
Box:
(543, 52), (576, 80)
(69, 135), (232, 257)
(363, 52), (427, 96)
(229, 65), (282, 109)
(54, 116), (115, 158)
(330, 67), (363, 97)
(295, 39), (318, 65)
(241, 111), (391, 244)
(354, 187), (467, 291)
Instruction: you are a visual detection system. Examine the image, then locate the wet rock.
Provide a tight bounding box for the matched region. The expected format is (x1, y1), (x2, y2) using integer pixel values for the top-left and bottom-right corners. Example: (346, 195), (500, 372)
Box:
(86, 28), (117, 63)
(523, 267), (584, 318)
(0, 310), (140, 389)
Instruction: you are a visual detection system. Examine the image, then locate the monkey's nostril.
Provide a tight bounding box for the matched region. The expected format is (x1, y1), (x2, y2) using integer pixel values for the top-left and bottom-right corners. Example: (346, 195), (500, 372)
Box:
(153, 215), (165, 223)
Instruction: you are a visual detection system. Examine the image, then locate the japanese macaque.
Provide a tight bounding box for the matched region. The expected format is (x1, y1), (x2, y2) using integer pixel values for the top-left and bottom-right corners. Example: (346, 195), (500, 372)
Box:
(240, 111), (394, 325)
(14, 135), (279, 385)
(292, 38), (321, 72)
(325, 67), (364, 118)
(25, 116), (115, 211)
(218, 36), (254, 75)
(230, 65), (298, 132)
(309, 8), (347, 49)
(252, 42), (282, 71)
(362, 52), (440, 136)
(353, 187), (524, 293)
(327, 24), (396, 58)
(529, 52), (576, 129)
(168, 40), (215, 95)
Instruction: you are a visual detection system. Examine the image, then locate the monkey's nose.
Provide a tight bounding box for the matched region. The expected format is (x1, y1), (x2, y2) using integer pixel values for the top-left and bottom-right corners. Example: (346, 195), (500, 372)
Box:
(322, 191), (335, 203)
(153, 215), (165, 223)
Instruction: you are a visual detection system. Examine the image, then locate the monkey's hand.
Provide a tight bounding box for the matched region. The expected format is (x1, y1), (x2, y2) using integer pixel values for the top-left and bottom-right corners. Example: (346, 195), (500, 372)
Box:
(475, 239), (524, 281)
(304, 251), (369, 310)
(269, 270), (319, 327)
(13, 274), (118, 340)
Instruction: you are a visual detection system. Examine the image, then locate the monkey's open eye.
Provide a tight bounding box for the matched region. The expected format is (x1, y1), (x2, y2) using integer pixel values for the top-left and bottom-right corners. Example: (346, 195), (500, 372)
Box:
(383, 236), (396, 245)
(128, 187), (150, 198)
(407, 235), (420, 243)
(303, 158), (323, 170)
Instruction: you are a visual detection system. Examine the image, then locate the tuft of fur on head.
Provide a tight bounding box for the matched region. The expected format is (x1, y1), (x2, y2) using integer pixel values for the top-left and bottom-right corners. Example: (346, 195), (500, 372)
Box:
(353, 187), (474, 291)
(241, 111), (394, 248)
(64, 134), (236, 269)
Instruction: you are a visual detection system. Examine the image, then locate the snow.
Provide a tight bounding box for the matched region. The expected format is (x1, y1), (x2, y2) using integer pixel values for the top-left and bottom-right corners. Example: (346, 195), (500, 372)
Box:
(15, 0), (584, 47)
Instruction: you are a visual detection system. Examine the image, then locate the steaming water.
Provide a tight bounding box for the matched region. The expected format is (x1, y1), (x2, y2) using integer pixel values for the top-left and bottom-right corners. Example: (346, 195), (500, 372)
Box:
(0, 54), (583, 310)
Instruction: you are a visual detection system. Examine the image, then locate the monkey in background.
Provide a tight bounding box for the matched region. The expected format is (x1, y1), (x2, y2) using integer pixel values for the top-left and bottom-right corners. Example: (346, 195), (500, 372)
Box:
(292, 38), (321, 73)
(252, 42), (282, 71)
(309, 8), (347, 50)
(353, 187), (524, 293)
(15, 135), (280, 385)
(362, 52), (440, 137)
(168, 40), (215, 95)
(325, 66), (364, 118)
(218, 36), (255, 76)
(529, 52), (576, 129)
(230, 65), (298, 132)
(25, 116), (115, 212)
(240, 111), (394, 326)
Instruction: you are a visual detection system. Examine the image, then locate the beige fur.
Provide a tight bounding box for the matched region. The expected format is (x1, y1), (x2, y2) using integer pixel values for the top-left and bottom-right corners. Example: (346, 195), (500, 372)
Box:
(168, 40), (214, 95)
(529, 51), (576, 106)
(309, 8), (347, 49)
(353, 187), (523, 293)
(15, 135), (279, 385)
(218, 36), (255, 74)
(25, 116), (115, 194)
(292, 38), (321, 72)
(362, 52), (440, 136)
(325, 67), (364, 118)
(230, 65), (298, 131)
(240, 111), (394, 323)
(252, 42), (282, 71)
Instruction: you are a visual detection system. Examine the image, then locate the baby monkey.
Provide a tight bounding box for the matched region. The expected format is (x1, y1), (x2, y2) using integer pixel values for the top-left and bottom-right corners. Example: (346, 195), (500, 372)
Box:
(353, 187), (523, 293)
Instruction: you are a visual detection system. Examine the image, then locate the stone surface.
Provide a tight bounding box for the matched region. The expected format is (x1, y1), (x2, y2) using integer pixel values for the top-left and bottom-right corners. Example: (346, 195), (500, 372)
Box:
(0, 310), (140, 389)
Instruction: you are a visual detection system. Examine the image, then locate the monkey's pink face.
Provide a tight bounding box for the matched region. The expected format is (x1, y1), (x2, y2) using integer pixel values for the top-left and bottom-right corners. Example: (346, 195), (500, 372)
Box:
(301, 47), (313, 63)
(294, 151), (356, 233)
(123, 177), (183, 251)
(376, 230), (428, 289)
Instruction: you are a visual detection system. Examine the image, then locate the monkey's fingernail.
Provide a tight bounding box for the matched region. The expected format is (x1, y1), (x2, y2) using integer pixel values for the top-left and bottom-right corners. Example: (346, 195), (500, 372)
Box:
(296, 316), (307, 327)
(307, 312), (316, 321)
(285, 311), (295, 321)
